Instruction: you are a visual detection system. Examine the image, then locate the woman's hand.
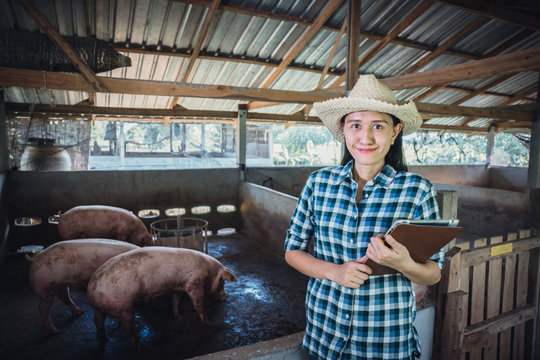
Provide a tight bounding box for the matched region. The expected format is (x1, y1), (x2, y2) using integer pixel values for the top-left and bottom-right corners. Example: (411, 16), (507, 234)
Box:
(366, 234), (415, 272)
(329, 255), (372, 288)
(365, 234), (442, 285)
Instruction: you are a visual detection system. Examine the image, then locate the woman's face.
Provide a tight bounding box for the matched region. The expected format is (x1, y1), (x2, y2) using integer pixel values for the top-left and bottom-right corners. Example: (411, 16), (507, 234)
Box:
(342, 111), (402, 170)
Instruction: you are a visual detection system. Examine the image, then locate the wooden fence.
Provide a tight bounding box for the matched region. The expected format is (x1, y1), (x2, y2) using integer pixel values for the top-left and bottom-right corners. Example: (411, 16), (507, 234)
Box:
(433, 230), (540, 360)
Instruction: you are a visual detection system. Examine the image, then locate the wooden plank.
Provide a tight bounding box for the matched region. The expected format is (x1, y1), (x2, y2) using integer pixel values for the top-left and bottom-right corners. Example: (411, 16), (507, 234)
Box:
(469, 238), (487, 360)
(486, 235), (503, 360)
(460, 237), (540, 267)
(525, 230), (540, 360)
(462, 304), (538, 351)
(500, 232), (518, 360)
(458, 242), (470, 360)
(514, 230), (531, 359)
(433, 246), (462, 359)
(380, 47), (540, 90)
(441, 290), (468, 360)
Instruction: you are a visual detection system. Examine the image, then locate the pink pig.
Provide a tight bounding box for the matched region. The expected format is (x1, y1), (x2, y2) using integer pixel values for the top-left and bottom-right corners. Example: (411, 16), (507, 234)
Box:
(26, 239), (139, 333)
(87, 247), (238, 347)
(57, 205), (153, 246)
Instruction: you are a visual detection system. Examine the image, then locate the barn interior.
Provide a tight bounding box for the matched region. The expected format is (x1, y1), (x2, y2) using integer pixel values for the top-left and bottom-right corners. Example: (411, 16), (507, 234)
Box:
(0, 0), (540, 359)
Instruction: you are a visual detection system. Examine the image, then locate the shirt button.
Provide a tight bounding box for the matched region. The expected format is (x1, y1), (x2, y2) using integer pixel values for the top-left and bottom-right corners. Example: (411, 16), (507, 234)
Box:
(364, 193), (369, 198)
(346, 314), (350, 319)
(349, 239), (353, 244)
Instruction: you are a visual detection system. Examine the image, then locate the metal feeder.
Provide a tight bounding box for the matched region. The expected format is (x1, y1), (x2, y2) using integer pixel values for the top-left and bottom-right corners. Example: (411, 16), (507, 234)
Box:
(150, 217), (208, 253)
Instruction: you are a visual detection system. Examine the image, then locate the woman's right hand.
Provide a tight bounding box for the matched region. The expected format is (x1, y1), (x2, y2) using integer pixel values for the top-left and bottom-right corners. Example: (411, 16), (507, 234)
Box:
(330, 256), (372, 288)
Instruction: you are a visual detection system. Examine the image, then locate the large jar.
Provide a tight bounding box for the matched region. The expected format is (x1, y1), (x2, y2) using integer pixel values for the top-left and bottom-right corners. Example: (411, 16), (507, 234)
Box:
(20, 138), (71, 171)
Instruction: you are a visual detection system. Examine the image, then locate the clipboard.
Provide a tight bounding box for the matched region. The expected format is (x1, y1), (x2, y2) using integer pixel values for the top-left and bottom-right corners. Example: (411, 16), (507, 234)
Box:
(364, 220), (463, 275)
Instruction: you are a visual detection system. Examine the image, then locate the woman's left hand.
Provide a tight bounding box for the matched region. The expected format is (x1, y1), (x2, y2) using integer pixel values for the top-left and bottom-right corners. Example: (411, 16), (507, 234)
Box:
(366, 234), (414, 272)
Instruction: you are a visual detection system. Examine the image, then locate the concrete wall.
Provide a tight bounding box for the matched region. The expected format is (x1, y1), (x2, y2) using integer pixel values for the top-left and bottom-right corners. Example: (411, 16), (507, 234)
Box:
(2, 168), (242, 251)
(488, 166), (527, 192)
(239, 182), (297, 256)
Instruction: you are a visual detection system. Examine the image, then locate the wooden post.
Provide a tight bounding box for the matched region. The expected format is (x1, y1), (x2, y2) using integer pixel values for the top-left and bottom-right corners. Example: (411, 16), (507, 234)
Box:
(440, 290), (467, 360)
(436, 190), (458, 250)
(346, 0), (361, 90)
(0, 90), (8, 171)
(236, 104), (247, 177)
(527, 74), (540, 189)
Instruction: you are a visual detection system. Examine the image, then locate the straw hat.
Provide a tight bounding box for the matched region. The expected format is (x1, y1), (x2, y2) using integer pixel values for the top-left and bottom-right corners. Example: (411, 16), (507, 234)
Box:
(313, 74), (423, 141)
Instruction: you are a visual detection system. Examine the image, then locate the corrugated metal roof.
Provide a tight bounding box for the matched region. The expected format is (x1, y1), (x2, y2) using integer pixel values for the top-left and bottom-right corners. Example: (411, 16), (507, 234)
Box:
(1, 0), (538, 133)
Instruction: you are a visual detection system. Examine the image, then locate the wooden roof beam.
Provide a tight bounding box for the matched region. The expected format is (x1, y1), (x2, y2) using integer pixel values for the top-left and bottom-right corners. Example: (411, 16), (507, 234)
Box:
(435, 0), (540, 32)
(5, 101), (535, 123)
(17, 0), (107, 93)
(331, 0), (434, 87)
(412, 28), (536, 102)
(381, 47), (540, 90)
(259, 0), (343, 89)
(171, 0), (221, 108)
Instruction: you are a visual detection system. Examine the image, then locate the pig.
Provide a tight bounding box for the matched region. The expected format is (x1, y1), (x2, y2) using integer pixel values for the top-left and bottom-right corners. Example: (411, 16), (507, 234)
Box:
(26, 239), (140, 333)
(87, 247), (238, 347)
(57, 205), (153, 246)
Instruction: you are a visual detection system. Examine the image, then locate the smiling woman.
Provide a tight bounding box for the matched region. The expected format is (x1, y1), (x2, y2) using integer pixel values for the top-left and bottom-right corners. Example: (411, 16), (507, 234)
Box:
(284, 74), (445, 360)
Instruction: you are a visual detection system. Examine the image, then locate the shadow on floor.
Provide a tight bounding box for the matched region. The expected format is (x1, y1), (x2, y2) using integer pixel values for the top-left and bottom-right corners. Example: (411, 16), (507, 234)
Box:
(0, 233), (308, 360)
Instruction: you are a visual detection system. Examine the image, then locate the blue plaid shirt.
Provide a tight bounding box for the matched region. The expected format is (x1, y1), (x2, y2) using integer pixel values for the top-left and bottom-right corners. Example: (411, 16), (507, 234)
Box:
(285, 161), (444, 360)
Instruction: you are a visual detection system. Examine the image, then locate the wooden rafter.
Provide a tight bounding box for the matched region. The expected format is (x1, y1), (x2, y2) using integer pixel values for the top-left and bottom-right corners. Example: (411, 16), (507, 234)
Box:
(460, 85), (538, 126)
(403, 15), (489, 75)
(170, 0), (221, 108)
(6, 101), (535, 123)
(259, 0), (343, 89)
(412, 28), (536, 102)
(435, 0), (540, 32)
(330, 0), (434, 88)
(381, 47), (540, 90)
(17, 0), (107, 93)
(248, 18), (348, 112)
(0, 67), (336, 103)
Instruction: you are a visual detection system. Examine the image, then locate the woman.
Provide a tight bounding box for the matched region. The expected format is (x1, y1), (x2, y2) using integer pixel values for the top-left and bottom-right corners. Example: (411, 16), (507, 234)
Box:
(284, 74), (443, 359)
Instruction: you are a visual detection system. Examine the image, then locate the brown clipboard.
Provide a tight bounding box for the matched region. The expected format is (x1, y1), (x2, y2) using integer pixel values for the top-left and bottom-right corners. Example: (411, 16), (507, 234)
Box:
(365, 223), (463, 275)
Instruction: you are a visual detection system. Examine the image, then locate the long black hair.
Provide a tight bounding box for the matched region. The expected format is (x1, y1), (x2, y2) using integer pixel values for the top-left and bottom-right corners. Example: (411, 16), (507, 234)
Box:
(340, 114), (408, 172)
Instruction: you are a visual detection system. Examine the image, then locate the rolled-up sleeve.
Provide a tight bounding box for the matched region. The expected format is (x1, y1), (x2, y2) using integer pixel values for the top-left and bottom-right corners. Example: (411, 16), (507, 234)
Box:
(285, 176), (315, 252)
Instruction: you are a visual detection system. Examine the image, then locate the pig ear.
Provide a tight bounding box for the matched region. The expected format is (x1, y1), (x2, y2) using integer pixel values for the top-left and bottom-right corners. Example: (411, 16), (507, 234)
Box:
(222, 268), (238, 282)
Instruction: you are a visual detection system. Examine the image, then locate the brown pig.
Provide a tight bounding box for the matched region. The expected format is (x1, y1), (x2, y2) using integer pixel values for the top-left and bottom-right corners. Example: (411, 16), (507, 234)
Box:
(57, 205), (153, 246)
(87, 247), (238, 347)
(26, 239), (140, 333)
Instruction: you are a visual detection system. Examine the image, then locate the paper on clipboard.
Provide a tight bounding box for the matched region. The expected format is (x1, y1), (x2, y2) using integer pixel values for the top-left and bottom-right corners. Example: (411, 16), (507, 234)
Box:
(364, 219), (463, 275)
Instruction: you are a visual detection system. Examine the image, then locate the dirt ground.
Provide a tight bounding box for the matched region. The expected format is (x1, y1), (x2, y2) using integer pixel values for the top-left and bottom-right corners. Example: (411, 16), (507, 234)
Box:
(0, 233), (308, 360)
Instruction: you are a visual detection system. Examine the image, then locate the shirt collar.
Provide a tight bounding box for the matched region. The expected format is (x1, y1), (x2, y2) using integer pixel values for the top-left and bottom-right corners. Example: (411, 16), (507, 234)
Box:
(333, 160), (396, 187)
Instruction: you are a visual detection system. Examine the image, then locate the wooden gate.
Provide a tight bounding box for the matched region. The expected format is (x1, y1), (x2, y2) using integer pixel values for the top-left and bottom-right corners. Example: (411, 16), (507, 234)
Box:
(433, 230), (540, 360)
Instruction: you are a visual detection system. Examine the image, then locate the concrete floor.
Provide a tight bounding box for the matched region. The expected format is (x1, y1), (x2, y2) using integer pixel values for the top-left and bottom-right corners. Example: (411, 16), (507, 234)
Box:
(0, 234), (308, 360)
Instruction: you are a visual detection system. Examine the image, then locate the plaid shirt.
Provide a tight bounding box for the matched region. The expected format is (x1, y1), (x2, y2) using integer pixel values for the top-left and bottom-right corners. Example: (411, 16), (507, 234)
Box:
(285, 161), (443, 360)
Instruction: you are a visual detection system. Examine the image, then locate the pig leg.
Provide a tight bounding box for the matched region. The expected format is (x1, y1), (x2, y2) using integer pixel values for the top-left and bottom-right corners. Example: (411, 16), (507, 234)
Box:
(187, 287), (211, 325)
(38, 296), (58, 333)
(57, 287), (84, 315)
(171, 292), (183, 318)
(93, 309), (107, 342)
(119, 311), (140, 349)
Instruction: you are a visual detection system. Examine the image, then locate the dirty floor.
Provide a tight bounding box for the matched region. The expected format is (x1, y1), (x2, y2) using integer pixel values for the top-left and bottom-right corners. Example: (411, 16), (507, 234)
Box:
(0, 234), (308, 360)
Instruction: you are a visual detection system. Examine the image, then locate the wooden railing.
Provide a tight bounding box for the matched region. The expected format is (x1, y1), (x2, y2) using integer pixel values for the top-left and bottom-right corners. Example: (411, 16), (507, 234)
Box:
(434, 230), (540, 360)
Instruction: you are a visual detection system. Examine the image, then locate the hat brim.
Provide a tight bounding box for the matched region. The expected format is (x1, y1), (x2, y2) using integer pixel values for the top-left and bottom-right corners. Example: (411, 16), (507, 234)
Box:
(313, 97), (423, 142)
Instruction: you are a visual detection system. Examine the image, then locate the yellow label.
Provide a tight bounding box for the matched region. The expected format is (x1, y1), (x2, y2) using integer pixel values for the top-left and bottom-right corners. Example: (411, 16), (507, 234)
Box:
(491, 243), (513, 257)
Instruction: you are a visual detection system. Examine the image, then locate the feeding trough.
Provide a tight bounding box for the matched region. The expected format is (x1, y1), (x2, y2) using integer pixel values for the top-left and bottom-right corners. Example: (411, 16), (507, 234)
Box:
(150, 217), (208, 253)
